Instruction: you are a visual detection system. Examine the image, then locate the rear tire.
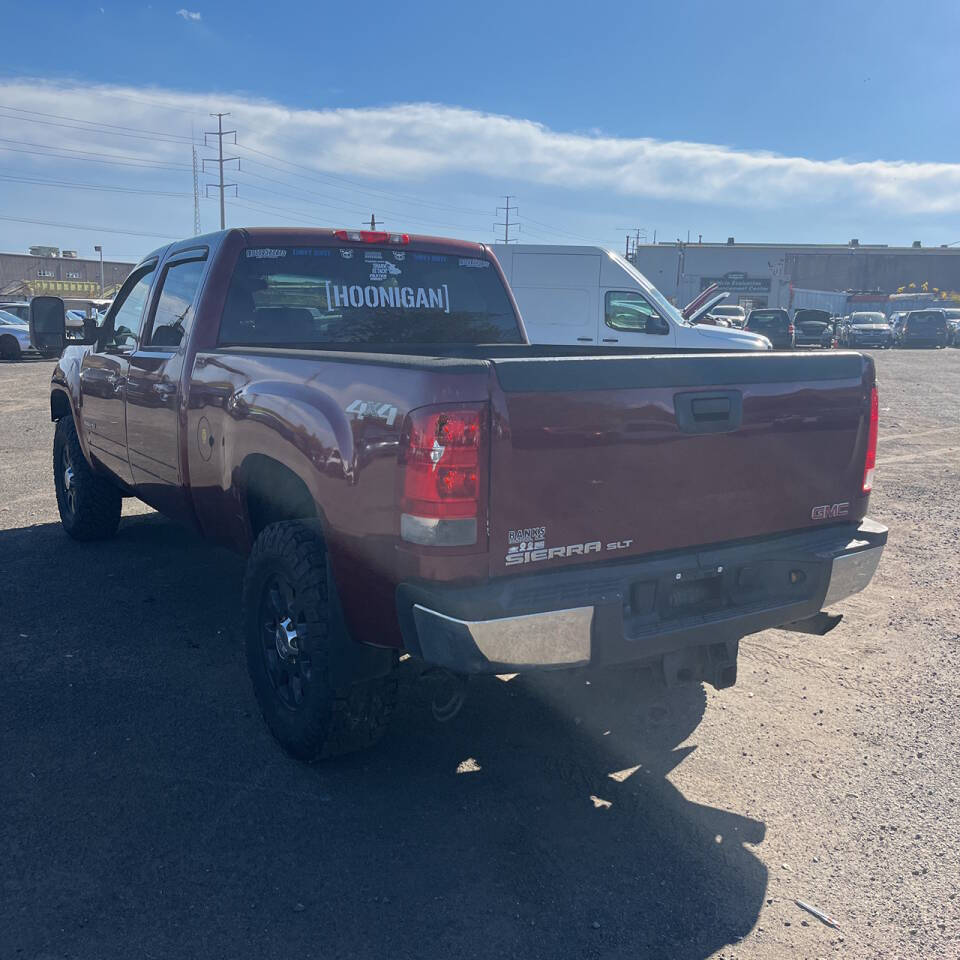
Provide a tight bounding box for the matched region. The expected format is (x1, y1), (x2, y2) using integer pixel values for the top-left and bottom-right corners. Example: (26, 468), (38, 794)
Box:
(53, 415), (122, 541)
(242, 520), (396, 761)
(0, 335), (21, 362)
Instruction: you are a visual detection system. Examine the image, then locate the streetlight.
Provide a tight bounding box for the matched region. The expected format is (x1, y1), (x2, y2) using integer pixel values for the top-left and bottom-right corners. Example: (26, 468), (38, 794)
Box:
(94, 245), (104, 296)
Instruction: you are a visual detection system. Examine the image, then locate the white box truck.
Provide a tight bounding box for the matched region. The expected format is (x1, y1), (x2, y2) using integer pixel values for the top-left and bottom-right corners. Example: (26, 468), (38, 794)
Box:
(491, 245), (770, 351)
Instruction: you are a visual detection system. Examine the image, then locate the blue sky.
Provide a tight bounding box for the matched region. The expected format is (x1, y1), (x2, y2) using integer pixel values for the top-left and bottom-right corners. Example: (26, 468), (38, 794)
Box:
(0, 0), (958, 261)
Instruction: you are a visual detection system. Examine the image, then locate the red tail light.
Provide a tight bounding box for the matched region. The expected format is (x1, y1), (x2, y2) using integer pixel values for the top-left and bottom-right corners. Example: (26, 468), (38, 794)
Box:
(862, 385), (878, 493)
(399, 403), (487, 546)
(334, 229), (410, 244)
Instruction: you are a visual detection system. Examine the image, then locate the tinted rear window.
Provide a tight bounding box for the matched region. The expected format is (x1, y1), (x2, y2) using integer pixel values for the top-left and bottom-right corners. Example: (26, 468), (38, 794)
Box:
(746, 311), (788, 331)
(907, 312), (946, 331)
(220, 245), (522, 347)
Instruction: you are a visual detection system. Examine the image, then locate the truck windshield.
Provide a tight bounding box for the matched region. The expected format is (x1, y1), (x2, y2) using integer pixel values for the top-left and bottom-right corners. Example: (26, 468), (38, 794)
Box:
(220, 245), (523, 346)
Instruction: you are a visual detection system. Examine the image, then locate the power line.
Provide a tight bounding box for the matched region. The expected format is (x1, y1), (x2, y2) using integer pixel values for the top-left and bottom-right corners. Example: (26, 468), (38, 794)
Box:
(0, 103), (195, 142)
(495, 195), (519, 243)
(203, 112), (238, 230)
(0, 172), (194, 199)
(0, 137), (190, 171)
(0, 213), (176, 241)
(233, 142), (491, 217)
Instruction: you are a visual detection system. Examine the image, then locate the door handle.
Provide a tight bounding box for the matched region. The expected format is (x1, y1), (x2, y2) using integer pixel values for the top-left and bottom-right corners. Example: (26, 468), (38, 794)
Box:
(674, 390), (743, 435)
(602, 338), (619, 343)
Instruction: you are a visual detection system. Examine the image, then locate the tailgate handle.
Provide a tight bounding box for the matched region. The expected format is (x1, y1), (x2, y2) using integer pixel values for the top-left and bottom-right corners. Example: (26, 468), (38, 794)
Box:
(674, 390), (743, 434)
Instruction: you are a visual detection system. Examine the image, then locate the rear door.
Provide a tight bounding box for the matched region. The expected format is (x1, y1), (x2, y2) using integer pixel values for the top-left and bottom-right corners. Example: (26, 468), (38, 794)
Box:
(508, 251), (600, 344)
(125, 247), (208, 520)
(487, 352), (872, 576)
(79, 259), (158, 485)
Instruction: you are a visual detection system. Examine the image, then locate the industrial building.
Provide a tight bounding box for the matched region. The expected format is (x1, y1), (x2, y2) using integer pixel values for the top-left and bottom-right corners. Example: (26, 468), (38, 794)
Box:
(630, 240), (960, 314)
(0, 248), (135, 300)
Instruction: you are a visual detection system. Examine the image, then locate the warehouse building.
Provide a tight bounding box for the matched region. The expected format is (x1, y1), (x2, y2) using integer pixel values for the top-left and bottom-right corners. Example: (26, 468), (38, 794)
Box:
(0, 249), (135, 300)
(630, 241), (960, 312)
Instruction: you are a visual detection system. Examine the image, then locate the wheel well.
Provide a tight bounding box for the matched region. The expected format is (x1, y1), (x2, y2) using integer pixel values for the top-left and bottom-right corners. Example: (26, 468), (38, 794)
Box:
(50, 390), (71, 422)
(242, 454), (318, 540)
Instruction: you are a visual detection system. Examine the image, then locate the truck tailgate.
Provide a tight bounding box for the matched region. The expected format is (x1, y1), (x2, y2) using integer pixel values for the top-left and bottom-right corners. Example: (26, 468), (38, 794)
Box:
(487, 352), (872, 575)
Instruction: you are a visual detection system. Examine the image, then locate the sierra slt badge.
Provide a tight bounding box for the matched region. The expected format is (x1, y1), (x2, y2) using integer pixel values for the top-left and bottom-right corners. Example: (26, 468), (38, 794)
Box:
(505, 538), (633, 566)
(811, 502), (850, 520)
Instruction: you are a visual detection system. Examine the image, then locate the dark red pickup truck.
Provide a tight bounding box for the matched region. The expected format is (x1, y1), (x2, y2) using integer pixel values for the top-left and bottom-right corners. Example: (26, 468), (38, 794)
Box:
(38, 227), (886, 761)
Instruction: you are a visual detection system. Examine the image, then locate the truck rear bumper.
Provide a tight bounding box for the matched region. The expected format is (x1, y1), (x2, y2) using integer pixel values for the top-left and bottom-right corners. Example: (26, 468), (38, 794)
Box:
(397, 519), (887, 675)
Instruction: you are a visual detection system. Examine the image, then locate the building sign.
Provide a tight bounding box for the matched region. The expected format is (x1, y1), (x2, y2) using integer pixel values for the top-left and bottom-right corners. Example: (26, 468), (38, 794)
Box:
(701, 272), (771, 294)
(27, 279), (101, 296)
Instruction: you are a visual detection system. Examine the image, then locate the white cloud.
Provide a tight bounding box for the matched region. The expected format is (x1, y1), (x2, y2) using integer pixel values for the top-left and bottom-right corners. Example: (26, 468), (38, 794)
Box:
(176, 8), (201, 21)
(2, 78), (959, 217)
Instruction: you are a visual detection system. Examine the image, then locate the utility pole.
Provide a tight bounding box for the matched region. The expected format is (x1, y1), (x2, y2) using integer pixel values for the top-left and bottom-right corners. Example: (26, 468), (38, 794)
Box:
(495, 195), (519, 243)
(191, 146), (202, 236)
(94, 245), (104, 296)
(366, 214), (382, 230)
(203, 112), (239, 230)
(616, 226), (647, 261)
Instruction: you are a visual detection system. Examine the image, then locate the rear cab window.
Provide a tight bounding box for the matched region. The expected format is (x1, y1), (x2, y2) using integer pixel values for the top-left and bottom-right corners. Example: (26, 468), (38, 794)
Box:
(219, 244), (523, 347)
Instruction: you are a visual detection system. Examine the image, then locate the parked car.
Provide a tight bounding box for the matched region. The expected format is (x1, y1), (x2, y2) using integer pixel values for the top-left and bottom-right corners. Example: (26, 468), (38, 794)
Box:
(943, 308), (960, 346)
(820, 318), (842, 348)
(709, 304), (747, 328)
(0, 300), (30, 323)
(897, 309), (949, 348)
(42, 227), (886, 762)
(0, 308), (34, 361)
(744, 308), (794, 349)
(492, 245), (770, 351)
(842, 312), (895, 349)
(793, 309), (832, 347)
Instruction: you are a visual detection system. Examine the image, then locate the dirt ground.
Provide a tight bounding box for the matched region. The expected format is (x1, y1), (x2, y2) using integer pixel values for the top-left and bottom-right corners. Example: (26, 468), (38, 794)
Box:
(1, 348), (958, 959)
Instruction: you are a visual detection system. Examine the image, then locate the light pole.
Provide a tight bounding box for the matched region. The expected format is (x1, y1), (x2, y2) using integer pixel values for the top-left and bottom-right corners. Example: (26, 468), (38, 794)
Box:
(94, 245), (104, 296)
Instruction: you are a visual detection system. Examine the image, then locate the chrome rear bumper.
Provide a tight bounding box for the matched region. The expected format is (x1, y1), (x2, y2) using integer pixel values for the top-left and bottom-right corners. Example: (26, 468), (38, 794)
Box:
(402, 519), (887, 674)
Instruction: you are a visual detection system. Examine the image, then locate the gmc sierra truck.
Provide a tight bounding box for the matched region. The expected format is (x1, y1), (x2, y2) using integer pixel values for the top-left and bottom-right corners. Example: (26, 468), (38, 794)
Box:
(37, 227), (887, 762)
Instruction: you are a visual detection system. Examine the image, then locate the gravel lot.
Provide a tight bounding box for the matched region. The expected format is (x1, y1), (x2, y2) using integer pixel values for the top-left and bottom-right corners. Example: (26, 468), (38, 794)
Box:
(1, 348), (958, 959)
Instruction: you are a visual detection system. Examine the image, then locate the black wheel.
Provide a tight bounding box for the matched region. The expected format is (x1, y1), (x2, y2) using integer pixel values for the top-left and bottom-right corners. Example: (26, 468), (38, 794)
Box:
(0, 335), (21, 362)
(53, 416), (122, 541)
(242, 520), (396, 761)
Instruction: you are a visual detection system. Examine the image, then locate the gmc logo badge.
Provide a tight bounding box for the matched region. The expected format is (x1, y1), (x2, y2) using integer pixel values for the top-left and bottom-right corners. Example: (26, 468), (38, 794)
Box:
(811, 502), (850, 520)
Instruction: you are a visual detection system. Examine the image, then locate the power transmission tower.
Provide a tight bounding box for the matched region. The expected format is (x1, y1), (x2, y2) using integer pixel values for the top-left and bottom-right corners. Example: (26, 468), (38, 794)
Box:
(495, 196), (519, 243)
(191, 146), (201, 236)
(203, 112), (239, 230)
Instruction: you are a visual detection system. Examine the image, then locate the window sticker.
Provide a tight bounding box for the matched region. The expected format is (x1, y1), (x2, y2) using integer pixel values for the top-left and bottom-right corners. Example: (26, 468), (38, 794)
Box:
(340, 248), (354, 259)
(459, 258), (489, 269)
(323, 281), (450, 314)
(369, 260), (403, 282)
(246, 248), (287, 259)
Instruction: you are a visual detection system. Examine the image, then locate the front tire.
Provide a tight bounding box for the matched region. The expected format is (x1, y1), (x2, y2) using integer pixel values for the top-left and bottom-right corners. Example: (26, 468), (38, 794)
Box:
(242, 520), (396, 761)
(0, 335), (21, 362)
(53, 416), (122, 540)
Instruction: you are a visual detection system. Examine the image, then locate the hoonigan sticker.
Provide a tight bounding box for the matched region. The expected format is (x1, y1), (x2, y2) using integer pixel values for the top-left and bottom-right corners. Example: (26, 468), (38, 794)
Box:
(323, 281), (451, 313)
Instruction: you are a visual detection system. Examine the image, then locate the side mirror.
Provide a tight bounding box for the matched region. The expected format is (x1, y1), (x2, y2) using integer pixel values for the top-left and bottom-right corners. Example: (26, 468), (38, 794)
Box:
(28, 296), (66, 358)
(82, 316), (98, 344)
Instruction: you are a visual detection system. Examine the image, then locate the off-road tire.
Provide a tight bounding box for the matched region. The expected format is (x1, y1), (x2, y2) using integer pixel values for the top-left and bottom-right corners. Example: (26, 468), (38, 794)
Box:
(242, 520), (396, 762)
(53, 415), (122, 541)
(0, 335), (21, 362)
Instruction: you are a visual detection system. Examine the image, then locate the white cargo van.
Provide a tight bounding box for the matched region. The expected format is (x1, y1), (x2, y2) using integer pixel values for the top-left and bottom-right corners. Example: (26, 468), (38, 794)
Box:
(491, 245), (770, 351)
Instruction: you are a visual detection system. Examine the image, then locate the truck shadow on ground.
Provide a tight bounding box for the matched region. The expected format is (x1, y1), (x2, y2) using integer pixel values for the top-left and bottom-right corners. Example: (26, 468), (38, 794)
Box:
(0, 511), (767, 960)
